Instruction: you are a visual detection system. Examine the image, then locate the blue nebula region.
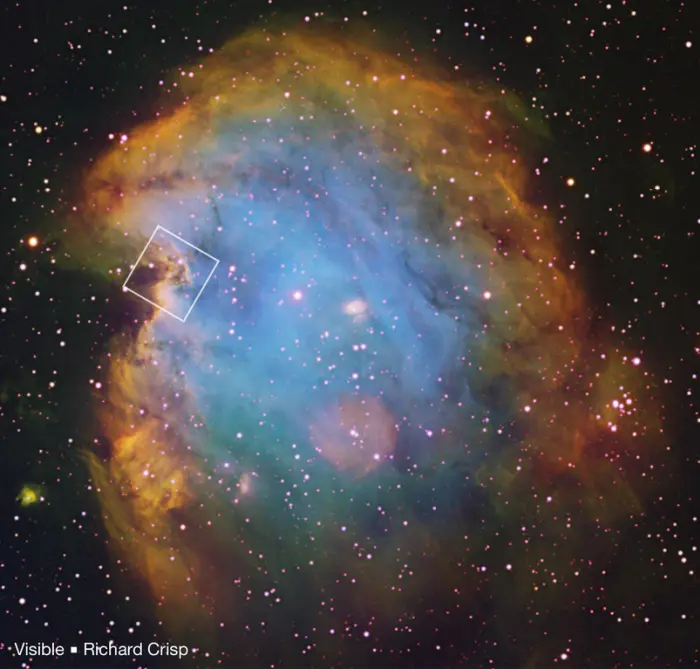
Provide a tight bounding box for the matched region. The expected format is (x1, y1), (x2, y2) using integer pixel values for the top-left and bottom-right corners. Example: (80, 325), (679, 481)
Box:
(145, 124), (489, 495)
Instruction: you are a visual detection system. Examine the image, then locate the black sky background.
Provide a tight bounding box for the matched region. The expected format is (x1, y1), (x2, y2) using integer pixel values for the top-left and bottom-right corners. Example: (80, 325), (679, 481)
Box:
(0, 0), (698, 667)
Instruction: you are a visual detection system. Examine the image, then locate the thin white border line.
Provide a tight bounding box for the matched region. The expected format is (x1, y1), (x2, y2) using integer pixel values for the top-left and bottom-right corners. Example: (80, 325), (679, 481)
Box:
(122, 225), (219, 322)
(182, 257), (220, 322)
(122, 286), (187, 322)
(157, 225), (219, 262)
(121, 224), (161, 289)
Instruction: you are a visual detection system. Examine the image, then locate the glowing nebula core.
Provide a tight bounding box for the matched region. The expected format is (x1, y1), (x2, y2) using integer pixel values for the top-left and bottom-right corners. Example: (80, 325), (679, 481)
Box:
(78, 23), (660, 658)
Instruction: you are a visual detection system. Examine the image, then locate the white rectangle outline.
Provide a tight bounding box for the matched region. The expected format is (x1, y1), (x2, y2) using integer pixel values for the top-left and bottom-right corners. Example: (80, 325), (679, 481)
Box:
(122, 224), (220, 322)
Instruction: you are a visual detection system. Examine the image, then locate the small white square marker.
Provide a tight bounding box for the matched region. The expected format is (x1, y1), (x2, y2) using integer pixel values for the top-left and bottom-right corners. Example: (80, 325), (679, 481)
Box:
(122, 225), (219, 323)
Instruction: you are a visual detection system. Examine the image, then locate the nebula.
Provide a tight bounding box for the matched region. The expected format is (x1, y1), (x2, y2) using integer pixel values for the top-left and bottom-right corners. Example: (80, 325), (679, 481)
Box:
(78, 23), (661, 662)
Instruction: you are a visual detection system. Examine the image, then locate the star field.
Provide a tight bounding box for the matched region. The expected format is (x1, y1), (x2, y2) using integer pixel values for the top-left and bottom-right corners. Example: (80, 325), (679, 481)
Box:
(0, 1), (698, 668)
